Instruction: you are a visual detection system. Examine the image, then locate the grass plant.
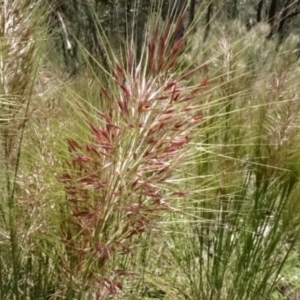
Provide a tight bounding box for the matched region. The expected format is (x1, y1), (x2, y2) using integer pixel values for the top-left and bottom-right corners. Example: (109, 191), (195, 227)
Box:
(1, 1), (300, 299)
(0, 1), (48, 299)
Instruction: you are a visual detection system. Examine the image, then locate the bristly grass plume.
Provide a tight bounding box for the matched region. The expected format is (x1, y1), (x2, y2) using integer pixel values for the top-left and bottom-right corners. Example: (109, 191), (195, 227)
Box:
(58, 12), (208, 296)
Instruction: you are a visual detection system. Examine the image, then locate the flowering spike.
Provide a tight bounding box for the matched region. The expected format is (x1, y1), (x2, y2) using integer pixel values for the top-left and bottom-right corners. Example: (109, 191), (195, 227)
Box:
(148, 41), (155, 58)
(101, 86), (111, 100)
(177, 95), (195, 103)
(151, 58), (157, 74)
(172, 191), (188, 197)
(165, 59), (177, 72)
(59, 173), (72, 181)
(170, 84), (177, 103)
(174, 13), (185, 36)
(179, 62), (209, 81)
(158, 58), (166, 72)
(95, 108), (111, 122)
(112, 68), (121, 83)
(184, 105), (200, 112)
(116, 62), (126, 79)
(73, 155), (94, 163)
(163, 19), (172, 43)
(159, 34), (166, 61)
(199, 77), (209, 87)
(135, 62), (141, 79)
(73, 210), (94, 218)
(121, 85), (131, 97)
(157, 95), (169, 101)
(153, 21), (159, 43)
(171, 37), (184, 57)
(190, 78), (209, 95)
(164, 81), (176, 91)
(118, 98), (128, 114)
(192, 115), (203, 122)
(67, 139), (82, 152)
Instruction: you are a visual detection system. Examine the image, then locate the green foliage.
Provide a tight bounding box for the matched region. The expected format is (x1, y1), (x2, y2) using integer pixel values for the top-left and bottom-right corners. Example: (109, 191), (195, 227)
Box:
(1, 1), (300, 299)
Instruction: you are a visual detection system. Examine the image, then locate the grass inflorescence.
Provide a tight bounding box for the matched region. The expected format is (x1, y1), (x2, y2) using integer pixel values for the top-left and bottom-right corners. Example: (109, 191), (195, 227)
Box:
(57, 14), (208, 296)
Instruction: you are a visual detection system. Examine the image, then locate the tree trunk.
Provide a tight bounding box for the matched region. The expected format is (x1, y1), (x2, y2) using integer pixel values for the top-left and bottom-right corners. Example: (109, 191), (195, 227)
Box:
(267, 0), (278, 38)
(203, 2), (213, 42)
(257, 0), (264, 22)
(189, 0), (196, 26)
(277, 0), (292, 43)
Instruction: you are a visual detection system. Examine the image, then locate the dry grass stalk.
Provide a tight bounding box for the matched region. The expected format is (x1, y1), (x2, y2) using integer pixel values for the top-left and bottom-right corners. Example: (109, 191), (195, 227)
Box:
(0, 0), (40, 167)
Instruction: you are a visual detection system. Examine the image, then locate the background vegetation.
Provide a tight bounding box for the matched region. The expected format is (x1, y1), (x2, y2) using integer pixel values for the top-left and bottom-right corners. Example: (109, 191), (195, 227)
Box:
(1, 0), (300, 299)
